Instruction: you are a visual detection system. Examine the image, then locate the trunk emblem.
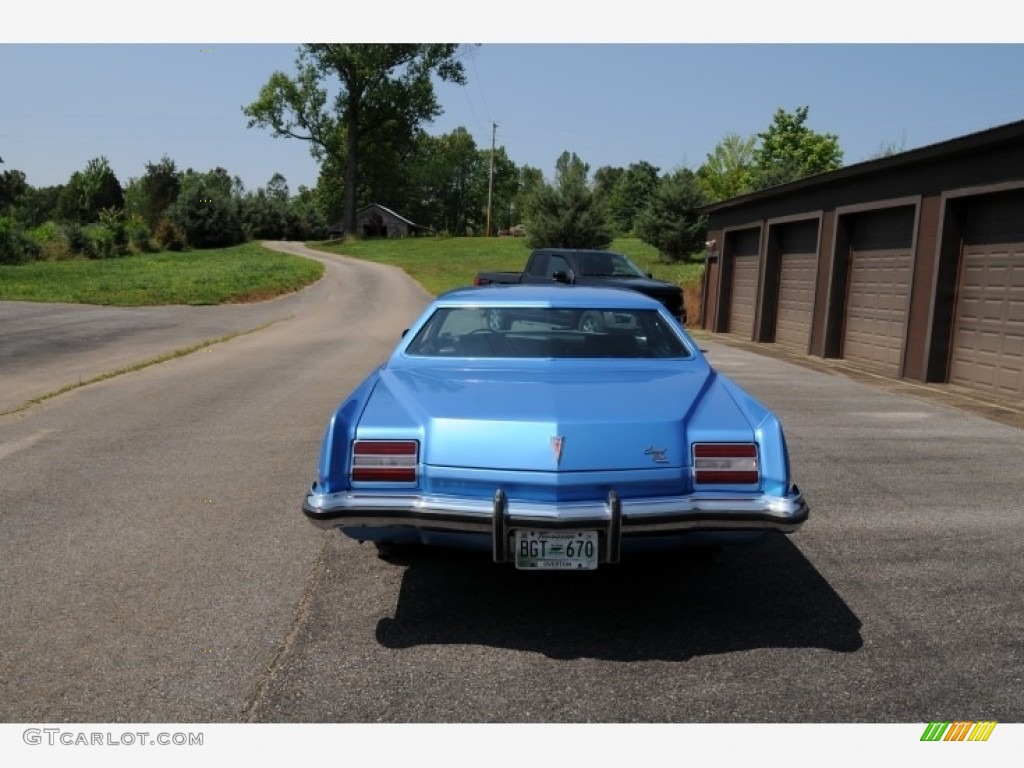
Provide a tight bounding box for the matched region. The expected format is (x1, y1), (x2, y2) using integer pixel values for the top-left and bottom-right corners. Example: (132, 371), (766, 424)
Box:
(644, 446), (669, 464)
(551, 436), (565, 468)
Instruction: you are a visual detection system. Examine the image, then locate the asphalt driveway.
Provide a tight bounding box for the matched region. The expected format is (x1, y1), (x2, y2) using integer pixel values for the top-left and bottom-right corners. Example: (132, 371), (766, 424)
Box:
(0, 278), (305, 415)
(1, 241), (1021, 726)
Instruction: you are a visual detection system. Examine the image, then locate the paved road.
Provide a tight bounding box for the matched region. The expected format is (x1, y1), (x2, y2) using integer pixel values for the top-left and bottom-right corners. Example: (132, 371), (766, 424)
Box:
(1, 242), (1021, 723)
(0, 242), (429, 721)
(0, 258), (315, 415)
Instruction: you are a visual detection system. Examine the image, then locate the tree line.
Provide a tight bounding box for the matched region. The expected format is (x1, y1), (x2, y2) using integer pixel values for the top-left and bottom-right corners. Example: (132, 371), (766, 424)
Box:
(0, 154), (330, 264)
(2, 44), (845, 266)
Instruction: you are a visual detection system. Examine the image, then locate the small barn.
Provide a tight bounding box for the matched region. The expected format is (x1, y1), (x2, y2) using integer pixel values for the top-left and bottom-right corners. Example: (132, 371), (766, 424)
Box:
(355, 204), (433, 238)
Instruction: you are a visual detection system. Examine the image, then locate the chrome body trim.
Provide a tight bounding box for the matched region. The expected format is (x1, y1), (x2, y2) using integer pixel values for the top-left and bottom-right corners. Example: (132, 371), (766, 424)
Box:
(302, 485), (809, 561)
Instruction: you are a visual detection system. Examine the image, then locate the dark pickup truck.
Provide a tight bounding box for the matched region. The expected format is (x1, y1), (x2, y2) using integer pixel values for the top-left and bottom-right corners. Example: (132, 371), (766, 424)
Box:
(474, 248), (686, 325)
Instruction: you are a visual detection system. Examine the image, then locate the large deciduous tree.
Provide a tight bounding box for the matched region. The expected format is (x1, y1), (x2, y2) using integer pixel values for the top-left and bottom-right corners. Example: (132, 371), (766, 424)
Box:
(751, 106), (842, 190)
(55, 156), (124, 224)
(696, 132), (757, 202)
(243, 44), (468, 236)
(408, 128), (484, 235)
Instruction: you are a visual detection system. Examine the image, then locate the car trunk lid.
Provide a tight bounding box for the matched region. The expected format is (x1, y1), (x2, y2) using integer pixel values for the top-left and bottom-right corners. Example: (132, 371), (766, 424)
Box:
(369, 363), (729, 472)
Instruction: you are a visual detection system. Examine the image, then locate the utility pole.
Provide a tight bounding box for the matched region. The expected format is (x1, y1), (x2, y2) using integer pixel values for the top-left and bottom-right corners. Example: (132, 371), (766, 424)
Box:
(486, 122), (496, 237)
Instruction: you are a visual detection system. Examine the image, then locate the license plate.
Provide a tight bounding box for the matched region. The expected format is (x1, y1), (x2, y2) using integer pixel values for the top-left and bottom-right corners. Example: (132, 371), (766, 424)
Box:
(513, 530), (599, 570)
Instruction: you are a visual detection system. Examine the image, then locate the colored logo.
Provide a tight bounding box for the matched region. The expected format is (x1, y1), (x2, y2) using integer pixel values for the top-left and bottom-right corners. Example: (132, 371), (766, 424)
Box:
(551, 436), (564, 468)
(920, 721), (997, 742)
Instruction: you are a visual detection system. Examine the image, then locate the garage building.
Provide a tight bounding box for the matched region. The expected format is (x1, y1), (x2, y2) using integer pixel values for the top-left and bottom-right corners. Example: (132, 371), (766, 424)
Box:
(700, 119), (1024, 401)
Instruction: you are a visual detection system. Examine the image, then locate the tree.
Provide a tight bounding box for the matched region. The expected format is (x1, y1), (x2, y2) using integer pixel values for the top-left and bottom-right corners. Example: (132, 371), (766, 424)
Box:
(592, 166), (624, 206)
(239, 173), (308, 240)
(136, 156), (181, 227)
(265, 172), (289, 203)
(605, 161), (660, 235)
(289, 185), (328, 240)
(524, 152), (612, 250)
(750, 106), (843, 190)
(168, 167), (244, 248)
(0, 216), (41, 265)
(1, 169), (29, 216)
(407, 128), (484, 234)
(243, 44), (468, 237)
(697, 133), (757, 202)
(634, 168), (708, 263)
(485, 146), (521, 233)
(55, 156), (124, 223)
(513, 165), (544, 229)
(11, 184), (62, 228)
(313, 156), (345, 227)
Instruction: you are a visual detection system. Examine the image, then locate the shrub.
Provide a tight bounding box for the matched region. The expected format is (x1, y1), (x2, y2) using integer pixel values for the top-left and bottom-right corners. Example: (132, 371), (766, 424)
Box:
(23, 221), (75, 260)
(86, 224), (119, 259)
(40, 239), (75, 261)
(62, 222), (94, 257)
(27, 221), (63, 244)
(0, 217), (42, 264)
(154, 216), (187, 251)
(97, 207), (129, 256)
(124, 213), (153, 253)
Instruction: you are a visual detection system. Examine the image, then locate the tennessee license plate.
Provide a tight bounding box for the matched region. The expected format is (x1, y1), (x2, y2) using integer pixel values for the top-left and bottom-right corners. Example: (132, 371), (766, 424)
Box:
(514, 530), (599, 570)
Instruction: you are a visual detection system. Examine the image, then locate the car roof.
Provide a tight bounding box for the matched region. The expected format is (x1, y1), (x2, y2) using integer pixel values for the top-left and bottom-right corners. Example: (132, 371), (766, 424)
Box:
(436, 284), (665, 310)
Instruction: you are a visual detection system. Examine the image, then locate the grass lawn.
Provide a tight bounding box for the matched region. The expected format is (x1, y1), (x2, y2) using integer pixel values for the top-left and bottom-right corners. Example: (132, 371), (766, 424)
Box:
(308, 236), (705, 297)
(0, 243), (324, 306)
(0, 236), (705, 316)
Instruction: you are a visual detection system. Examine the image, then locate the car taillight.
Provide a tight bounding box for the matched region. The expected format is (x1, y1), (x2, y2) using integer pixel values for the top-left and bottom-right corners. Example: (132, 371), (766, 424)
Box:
(351, 440), (418, 483)
(692, 443), (759, 485)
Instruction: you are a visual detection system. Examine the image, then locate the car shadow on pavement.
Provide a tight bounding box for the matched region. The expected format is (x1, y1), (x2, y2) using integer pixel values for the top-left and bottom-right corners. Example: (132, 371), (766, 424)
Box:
(374, 534), (862, 661)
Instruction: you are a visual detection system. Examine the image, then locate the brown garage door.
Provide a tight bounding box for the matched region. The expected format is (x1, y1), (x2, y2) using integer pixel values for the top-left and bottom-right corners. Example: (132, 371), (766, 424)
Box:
(949, 193), (1024, 398)
(774, 221), (818, 351)
(730, 255), (759, 337)
(726, 228), (761, 337)
(843, 207), (915, 375)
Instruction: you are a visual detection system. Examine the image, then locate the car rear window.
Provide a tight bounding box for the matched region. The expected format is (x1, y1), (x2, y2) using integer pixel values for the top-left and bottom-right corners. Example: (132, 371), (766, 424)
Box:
(404, 307), (692, 359)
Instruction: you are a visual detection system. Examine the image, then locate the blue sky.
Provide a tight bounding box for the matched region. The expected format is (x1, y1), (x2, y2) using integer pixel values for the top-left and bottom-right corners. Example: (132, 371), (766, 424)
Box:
(3, 5), (1023, 196)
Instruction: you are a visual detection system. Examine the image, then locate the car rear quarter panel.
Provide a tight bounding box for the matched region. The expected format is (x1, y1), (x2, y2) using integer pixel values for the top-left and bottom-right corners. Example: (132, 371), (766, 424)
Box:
(688, 372), (793, 497)
(316, 371), (382, 493)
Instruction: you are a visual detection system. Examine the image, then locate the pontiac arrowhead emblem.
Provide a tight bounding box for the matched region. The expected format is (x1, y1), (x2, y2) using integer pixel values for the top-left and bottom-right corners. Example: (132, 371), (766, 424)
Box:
(644, 446), (669, 464)
(551, 436), (565, 468)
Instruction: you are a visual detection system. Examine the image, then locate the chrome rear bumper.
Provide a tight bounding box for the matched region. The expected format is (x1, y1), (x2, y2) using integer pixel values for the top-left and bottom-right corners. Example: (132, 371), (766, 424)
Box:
(302, 486), (809, 563)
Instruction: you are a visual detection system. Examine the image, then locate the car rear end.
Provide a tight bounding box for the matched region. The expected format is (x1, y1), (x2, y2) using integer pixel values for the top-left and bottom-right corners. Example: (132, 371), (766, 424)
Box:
(302, 287), (807, 569)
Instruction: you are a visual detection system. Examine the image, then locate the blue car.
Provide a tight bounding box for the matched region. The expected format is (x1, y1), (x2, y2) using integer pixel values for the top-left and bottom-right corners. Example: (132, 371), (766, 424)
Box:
(302, 285), (808, 570)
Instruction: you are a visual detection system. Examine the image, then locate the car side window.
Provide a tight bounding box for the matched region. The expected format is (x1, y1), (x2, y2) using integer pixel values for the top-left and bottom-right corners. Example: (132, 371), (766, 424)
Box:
(527, 253), (548, 276)
(546, 255), (570, 279)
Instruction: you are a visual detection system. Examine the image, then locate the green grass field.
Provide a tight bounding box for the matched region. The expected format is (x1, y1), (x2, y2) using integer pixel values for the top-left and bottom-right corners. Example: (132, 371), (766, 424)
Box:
(0, 243), (324, 306)
(0, 236), (705, 319)
(308, 236), (705, 297)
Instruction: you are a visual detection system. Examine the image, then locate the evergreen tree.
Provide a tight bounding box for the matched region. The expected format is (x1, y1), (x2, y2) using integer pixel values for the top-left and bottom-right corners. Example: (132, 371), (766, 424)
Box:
(634, 168), (708, 263)
(524, 152), (612, 250)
